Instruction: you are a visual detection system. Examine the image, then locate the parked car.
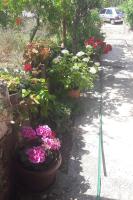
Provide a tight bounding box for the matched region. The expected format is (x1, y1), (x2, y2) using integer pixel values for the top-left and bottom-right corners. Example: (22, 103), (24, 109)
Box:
(100, 7), (124, 24)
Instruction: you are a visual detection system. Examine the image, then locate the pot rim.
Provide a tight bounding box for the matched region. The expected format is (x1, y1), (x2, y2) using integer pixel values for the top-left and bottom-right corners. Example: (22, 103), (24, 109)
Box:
(14, 151), (62, 175)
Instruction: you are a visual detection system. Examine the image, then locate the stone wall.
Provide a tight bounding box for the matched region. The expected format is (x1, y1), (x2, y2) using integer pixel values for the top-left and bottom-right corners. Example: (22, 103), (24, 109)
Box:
(0, 80), (16, 200)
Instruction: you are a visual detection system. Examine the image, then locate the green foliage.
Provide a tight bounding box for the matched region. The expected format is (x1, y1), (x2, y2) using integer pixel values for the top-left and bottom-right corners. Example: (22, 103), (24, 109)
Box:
(102, 0), (111, 7)
(0, 0), (103, 51)
(20, 77), (55, 125)
(48, 100), (72, 131)
(77, 9), (103, 49)
(0, 69), (22, 92)
(121, 0), (133, 28)
(101, 0), (126, 7)
(48, 48), (99, 95)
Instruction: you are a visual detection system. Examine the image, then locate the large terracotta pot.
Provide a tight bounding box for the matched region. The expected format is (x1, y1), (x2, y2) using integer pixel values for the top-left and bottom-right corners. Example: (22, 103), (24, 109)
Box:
(68, 89), (80, 98)
(14, 152), (62, 192)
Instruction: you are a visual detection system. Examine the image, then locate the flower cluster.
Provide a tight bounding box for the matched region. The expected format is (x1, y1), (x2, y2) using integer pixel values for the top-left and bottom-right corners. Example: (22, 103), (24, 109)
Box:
(26, 146), (46, 164)
(21, 125), (61, 164)
(84, 37), (112, 54)
(49, 46), (100, 93)
(23, 42), (51, 73)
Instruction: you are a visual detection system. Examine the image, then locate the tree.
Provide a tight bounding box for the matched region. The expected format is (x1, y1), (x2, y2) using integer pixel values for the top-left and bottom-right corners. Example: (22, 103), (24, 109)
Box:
(0, 0), (102, 51)
(121, 0), (133, 29)
(69, 0), (102, 52)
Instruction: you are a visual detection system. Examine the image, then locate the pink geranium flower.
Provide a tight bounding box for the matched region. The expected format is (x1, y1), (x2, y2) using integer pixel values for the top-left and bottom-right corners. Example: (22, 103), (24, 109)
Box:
(26, 146), (46, 164)
(36, 125), (53, 138)
(20, 124), (61, 165)
(21, 126), (37, 139)
(42, 137), (61, 151)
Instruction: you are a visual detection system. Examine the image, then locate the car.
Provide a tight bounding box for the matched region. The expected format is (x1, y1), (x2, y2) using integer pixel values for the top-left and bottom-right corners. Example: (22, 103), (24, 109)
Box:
(100, 7), (124, 24)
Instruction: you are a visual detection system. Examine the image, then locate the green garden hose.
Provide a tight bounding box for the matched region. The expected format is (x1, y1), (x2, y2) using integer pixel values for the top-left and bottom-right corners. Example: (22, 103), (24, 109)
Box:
(96, 68), (107, 200)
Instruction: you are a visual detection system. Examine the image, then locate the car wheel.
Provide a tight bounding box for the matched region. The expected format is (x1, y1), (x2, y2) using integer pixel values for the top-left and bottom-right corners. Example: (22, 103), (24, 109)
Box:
(110, 19), (115, 25)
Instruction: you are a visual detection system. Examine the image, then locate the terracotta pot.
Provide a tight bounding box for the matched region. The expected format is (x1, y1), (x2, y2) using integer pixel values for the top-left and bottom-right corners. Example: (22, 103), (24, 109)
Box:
(14, 152), (62, 192)
(68, 89), (80, 98)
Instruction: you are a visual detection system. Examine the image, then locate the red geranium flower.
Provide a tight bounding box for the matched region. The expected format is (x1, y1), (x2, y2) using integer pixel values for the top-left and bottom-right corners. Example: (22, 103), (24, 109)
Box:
(93, 43), (98, 48)
(103, 47), (109, 54)
(106, 44), (112, 51)
(24, 64), (32, 72)
(84, 37), (95, 46)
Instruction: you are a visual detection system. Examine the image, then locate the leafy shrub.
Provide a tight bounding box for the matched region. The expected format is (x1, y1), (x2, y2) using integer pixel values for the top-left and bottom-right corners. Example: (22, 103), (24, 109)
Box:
(48, 48), (99, 95)
(19, 77), (55, 126)
(0, 69), (23, 93)
(121, 0), (133, 29)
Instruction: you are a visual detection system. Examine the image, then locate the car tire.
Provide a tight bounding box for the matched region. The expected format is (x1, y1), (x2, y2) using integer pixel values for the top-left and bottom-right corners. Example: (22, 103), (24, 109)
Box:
(110, 19), (115, 25)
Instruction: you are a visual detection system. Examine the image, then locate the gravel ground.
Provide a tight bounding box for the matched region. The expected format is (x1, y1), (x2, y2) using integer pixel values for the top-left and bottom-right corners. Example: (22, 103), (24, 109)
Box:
(16, 23), (133, 200)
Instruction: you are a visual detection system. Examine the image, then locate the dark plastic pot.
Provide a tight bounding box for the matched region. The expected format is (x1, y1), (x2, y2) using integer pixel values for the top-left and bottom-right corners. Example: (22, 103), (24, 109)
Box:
(9, 92), (19, 105)
(14, 152), (62, 192)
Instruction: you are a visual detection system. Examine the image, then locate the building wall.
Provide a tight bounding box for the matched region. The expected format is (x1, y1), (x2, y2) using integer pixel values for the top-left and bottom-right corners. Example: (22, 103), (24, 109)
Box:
(0, 81), (16, 200)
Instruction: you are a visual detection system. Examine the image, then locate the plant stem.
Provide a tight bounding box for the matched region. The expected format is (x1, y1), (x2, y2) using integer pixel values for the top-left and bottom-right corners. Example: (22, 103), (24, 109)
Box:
(30, 15), (40, 42)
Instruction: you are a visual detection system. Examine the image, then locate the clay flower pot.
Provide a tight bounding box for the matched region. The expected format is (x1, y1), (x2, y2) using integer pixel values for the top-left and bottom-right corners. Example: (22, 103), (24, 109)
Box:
(14, 151), (62, 192)
(68, 89), (80, 98)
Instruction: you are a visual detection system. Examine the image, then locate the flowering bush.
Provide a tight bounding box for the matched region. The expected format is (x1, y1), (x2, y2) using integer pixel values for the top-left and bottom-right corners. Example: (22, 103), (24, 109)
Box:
(48, 48), (99, 94)
(16, 125), (61, 170)
(23, 41), (51, 77)
(84, 36), (112, 56)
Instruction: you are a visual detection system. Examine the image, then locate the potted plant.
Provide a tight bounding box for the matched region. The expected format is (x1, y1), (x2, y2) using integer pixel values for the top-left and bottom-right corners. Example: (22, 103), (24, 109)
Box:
(48, 49), (99, 97)
(14, 124), (62, 192)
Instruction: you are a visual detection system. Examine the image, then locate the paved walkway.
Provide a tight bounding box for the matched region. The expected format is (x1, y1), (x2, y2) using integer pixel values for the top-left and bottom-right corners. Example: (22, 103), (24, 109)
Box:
(18, 24), (133, 200)
(46, 24), (133, 200)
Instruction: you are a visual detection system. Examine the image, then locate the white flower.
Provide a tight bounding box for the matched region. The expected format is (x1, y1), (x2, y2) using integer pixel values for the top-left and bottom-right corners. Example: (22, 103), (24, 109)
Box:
(3, 68), (8, 72)
(94, 62), (100, 67)
(14, 69), (19, 73)
(86, 45), (92, 49)
(53, 56), (62, 64)
(72, 64), (79, 70)
(82, 57), (90, 62)
(76, 51), (85, 57)
(61, 49), (69, 55)
(41, 5), (44, 9)
(90, 67), (97, 74)
(32, 48), (38, 54)
(72, 56), (78, 60)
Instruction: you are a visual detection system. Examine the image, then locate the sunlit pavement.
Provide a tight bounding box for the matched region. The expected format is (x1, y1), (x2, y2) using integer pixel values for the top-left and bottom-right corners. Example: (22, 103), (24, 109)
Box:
(64, 23), (133, 200)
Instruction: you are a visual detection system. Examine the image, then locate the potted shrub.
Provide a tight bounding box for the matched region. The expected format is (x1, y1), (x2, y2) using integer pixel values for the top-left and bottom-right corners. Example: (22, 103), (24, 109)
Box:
(48, 49), (99, 97)
(14, 125), (62, 192)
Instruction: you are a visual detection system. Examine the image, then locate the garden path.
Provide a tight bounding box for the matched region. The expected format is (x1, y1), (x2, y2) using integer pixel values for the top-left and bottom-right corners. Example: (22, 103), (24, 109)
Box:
(17, 23), (133, 200)
(52, 23), (133, 200)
